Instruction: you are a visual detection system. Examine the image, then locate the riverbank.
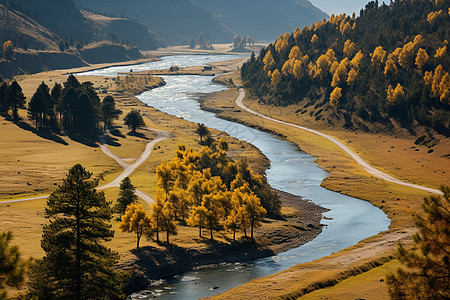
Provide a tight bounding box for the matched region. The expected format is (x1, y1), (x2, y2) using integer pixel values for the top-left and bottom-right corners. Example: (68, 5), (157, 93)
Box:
(120, 190), (327, 294)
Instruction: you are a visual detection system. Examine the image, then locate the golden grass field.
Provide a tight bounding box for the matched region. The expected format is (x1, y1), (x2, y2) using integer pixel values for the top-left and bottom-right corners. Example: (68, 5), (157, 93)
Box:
(2, 49), (449, 298)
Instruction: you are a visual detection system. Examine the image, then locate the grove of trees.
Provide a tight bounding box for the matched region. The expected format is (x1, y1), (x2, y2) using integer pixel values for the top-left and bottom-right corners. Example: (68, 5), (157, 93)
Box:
(241, 0), (450, 135)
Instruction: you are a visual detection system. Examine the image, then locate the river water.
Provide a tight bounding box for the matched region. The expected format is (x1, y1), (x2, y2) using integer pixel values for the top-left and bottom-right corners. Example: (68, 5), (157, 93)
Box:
(80, 54), (390, 299)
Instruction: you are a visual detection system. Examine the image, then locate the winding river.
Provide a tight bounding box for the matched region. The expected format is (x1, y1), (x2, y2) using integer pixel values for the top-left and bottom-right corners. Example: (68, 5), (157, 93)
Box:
(80, 54), (390, 299)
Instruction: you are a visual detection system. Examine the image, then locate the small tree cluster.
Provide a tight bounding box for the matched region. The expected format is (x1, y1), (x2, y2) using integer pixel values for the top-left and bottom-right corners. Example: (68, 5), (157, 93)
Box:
(150, 143), (273, 241)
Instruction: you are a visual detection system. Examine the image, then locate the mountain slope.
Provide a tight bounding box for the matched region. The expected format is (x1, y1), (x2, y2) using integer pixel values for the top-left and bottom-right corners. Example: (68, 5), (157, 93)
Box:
(0, 3), (60, 51)
(73, 0), (235, 45)
(193, 0), (328, 42)
(241, 0), (450, 136)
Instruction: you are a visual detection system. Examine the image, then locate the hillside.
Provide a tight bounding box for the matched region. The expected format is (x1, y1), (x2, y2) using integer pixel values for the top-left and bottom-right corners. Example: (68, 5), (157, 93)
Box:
(73, 0), (235, 46)
(73, 0), (328, 45)
(241, 0), (450, 136)
(0, 4), (60, 51)
(192, 0), (328, 42)
(0, 0), (160, 77)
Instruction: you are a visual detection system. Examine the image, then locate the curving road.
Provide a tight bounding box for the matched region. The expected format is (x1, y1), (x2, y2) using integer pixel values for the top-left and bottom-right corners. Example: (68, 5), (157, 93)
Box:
(1, 128), (171, 205)
(235, 88), (443, 195)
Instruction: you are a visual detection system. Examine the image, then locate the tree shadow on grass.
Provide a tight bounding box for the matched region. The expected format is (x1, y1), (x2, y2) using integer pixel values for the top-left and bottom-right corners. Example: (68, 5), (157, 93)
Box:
(13, 119), (69, 145)
(127, 130), (149, 140)
(109, 127), (126, 138)
(104, 134), (121, 147)
(67, 131), (99, 147)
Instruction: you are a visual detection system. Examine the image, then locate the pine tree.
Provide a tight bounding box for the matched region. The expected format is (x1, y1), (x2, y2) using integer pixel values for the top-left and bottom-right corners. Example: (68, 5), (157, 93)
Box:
(101, 96), (122, 131)
(0, 232), (28, 300)
(387, 186), (450, 299)
(124, 109), (145, 132)
(28, 164), (124, 300)
(5, 81), (26, 120)
(195, 123), (210, 142)
(115, 177), (138, 217)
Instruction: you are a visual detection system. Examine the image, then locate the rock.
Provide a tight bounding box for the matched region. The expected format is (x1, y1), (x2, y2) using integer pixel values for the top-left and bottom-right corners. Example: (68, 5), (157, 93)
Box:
(124, 273), (150, 295)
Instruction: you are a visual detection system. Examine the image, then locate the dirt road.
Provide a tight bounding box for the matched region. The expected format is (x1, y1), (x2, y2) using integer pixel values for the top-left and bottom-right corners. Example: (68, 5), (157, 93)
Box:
(235, 88), (442, 195)
(1, 128), (171, 205)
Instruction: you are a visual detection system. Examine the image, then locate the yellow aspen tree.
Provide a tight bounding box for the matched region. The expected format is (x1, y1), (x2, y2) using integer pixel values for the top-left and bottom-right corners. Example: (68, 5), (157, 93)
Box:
(393, 83), (405, 100)
(350, 50), (363, 70)
(432, 65), (446, 96)
(226, 207), (240, 241)
(340, 22), (352, 35)
(160, 201), (177, 244)
(424, 71), (434, 86)
(347, 68), (358, 84)
(118, 203), (153, 248)
(293, 27), (302, 41)
(439, 73), (450, 103)
(330, 87), (342, 106)
(371, 46), (387, 67)
(242, 193), (266, 239)
(282, 59), (295, 76)
(271, 69), (282, 87)
(311, 34), (319, 44)
(387, 84), (395, 103)
(415, 48), (429, 70)
(330, 61), (340, 75)
(263, 50), (276, 71)
(384, 59), (398, 75)
(187, 205), (208, 238)
(2, 40), (13, 60)
(435, 45), (447, 58)
(156, 160), (175, 199)
(343, 39), (357, 57)
(289, 46), (302, 60)
(398, 42), (415, 69)
(151, 195), (165, 242)
(331, 71), (341, 87)
(293, 59), (305, 80)
(413, 35), (424, 46)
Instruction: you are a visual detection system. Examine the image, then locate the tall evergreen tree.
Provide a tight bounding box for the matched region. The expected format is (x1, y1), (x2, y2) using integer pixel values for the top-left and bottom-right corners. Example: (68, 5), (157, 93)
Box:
(101, 96), (122, 131)
(0, 80), (8, 114)
(27, 82), (53, 129)
(28, 164), (124, 300)
(195, 123), (210, 142)
(114, 177), (138, 217)
(0, 232), (28, 300)
(5, 81), (26, 120)
(387, 186), (450, 299)
(72, 92), (95, 131)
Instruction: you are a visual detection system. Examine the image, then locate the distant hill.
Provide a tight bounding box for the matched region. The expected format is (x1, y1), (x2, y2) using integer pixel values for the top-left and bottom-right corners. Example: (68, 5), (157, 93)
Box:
(192, 0), (328, 42)
(241, 0), (450, 136)
(0, 0), (151, 78)
(0, 3), (60, 51)
(73, 0), (235, 46)
(73, 0), (327, 45)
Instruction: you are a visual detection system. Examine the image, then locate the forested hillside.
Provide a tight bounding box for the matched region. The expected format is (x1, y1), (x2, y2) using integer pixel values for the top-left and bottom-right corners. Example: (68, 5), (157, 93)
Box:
(241, 0), (450, 136)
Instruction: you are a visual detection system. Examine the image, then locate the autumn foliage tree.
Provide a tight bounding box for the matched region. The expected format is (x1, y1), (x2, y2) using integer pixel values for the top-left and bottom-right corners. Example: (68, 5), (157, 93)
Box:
(118, 203), (152, 248)
(387, 186), (450, 299)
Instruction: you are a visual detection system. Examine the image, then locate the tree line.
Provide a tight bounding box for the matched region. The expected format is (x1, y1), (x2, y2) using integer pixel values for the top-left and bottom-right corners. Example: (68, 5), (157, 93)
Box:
(241, 0), (449, 135)
(0, 74), (152, 135)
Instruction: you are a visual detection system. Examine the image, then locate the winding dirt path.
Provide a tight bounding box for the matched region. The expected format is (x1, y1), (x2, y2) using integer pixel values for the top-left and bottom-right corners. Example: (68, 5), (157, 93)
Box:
(1, 128), (171, 205)
(235, 88), (442, 195)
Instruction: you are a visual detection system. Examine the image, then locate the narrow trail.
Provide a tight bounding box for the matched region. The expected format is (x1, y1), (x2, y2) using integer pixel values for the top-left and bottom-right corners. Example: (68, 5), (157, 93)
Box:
(1, 128), (171, 205)
(235, 88), (442, 196)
